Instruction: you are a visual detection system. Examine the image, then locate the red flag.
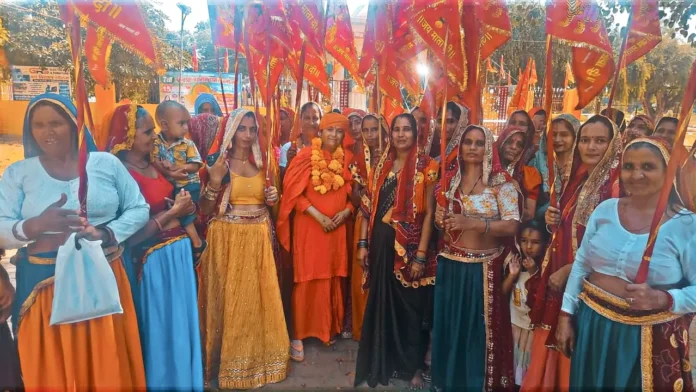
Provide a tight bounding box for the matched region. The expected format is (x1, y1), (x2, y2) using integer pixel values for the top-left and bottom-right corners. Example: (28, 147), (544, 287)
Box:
(410, 0), (467, 91)
(383, 95), (404, 126)
(286, 0), (324, 54)
(477, 0), (512, 60)
(325, 0), (362, 86)
(460, 1), (482, 123)
(624, 0), (662, 66)
(71, 1), (161, 68)
(391, 2), (424, 63)
(223, 48), (229, 73)
(500, 55), (505, 75)
(207, 2), (242, 49)
(487, 57), (497, 73)
(246, 1), (295, 58)
(358, 1), (392, 80)
(85, 24), (112, 86)
(288, 45), (331, 96)
(508, 59), (531, 115)
(192, 44), (198, 72)
(546, 0), (615, 109)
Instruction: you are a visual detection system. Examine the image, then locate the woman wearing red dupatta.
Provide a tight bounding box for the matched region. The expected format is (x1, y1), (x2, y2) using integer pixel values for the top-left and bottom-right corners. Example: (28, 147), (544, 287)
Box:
(495, 125), (542, 221)
(277, 113), (354, 361)
(432, 125), (521, 391)
(555, 137), (696, 390)
(429, 102), (469, 162)
(353, 113), (438, 389)
(522, 115), (622, 392)
(348, 114), (389, 342)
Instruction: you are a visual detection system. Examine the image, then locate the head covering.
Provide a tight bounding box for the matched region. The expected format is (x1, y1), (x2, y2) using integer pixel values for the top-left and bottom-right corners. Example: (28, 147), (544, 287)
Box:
(495, 125), (535, 185)
(319, 112), (353, 149)
(342, 108), (367, 118)
(629, 114), (655, 133)
(506, 109), (537, 162)
(280, 107), (295, 120)
(601, 108), (626, 131)
(550, 114), (582, 191)
(552, 113), (581, 138)
(23, 93), (97, 158)
(440, 102), (470, 159)
(529, 107), (545, 120)
(188, 113), (220, 161)
(350, 114), (389, 186)
(204, 108), (263, 216)
(194, 93), (223, 116)
(104, 104), (140, 155)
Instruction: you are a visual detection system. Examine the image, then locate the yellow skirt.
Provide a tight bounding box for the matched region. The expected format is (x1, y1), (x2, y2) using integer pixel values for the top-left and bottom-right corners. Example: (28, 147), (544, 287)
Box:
(17, 258), (146, 391)
(198, 211), (289, 390)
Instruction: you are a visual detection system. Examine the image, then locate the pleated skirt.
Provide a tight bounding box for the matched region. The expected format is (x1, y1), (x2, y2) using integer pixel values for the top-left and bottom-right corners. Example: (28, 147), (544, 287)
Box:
(199, 216), (289, 390)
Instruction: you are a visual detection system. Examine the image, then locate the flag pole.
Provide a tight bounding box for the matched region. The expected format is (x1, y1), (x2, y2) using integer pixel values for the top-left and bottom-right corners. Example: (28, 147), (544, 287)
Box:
(265, 34), (273, 187)
(292, 41), (307, 147)
(439, 26), (450, 204)
(543, 35), (556, 208)
(216, 47), (229, 116)
(606, 7), (633, 120)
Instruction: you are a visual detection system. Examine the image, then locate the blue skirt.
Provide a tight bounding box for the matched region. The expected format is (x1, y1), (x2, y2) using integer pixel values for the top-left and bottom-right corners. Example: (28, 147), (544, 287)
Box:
(127, 238), (204, 391)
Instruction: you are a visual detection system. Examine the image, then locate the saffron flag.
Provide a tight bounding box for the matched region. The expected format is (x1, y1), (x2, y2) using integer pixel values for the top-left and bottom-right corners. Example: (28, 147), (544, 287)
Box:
(487, 57), (497, 73)
(562, 62), (582, 119)
(624, 0), (662, 66)
(245, 1), (294, 58)
(71, 1), (161, 68)
(546, 0), (615, 109)
(477, 0), (512, 60)
(192, 44), (198, 72)
(383, 95), (405, 126)
(288, 45), (331, 96)
(410, 0), (467, 91)
(391, 2), (424, 63)
(286, 0), (324, 54)
(358, 0), (392, 79)
(460, 1), (482, 123)
(208, 2), (242, 49)
(223, 48), (229, 73)
(508, 59), (531, 115)
(325, 0), (362, 86)
(85, 25), (112, 86)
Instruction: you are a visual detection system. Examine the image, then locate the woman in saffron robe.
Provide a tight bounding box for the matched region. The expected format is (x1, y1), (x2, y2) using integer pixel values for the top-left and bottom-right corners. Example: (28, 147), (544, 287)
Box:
(556, 137), (696, 390)
(495, 125), (542, 220)
(354, 113), (438, 388)
(348, 114), (389, 342)
(0, 94), (148, 390)
(521, 115), (622, 392)
(198, 109), (288, 389)
(432, 125), (521, 391)
(105, 104), (204, 391)
(278, 112), (354, 361)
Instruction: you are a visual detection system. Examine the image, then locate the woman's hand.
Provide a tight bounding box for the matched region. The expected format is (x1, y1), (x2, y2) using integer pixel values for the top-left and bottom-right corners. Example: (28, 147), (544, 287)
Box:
(555, 314), (575, 358)
(549, 264), (572, 292)
(625, 283), (672, 311)
(207, 153), (229, 184)
(314, 213), (337, 233)
(167, 189), (195, 218)
(435, 205), (445, 229)
(357, 248), (368, 270)
(443, 213), (477, 232)
(409, 262), (425, 280)
(287, 144), (298, 163)
(24, 193), (86, 238)
(265, 186), (279, 206)
(331, 208), (352, 227)
(545, 205), (561, 227)
(509, 254), (521, 276)
(76, 225), (107, 242)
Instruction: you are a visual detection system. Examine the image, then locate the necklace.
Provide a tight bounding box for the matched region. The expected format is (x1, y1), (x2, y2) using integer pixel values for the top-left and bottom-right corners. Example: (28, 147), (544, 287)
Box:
(460, 175), (482, 196)
(125, 159), (150, 170)
(620, 201), (653, 233)
(231, 155), (250, 164)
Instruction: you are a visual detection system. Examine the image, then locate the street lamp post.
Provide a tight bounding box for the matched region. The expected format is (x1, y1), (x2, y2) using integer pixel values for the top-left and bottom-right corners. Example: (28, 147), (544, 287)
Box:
(177, 3), (191, 103)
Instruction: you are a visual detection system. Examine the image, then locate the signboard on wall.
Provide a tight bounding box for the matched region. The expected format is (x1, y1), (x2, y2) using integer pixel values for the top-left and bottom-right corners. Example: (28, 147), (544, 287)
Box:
(11, 65), (71, 101)
(159, 71), (240, 113)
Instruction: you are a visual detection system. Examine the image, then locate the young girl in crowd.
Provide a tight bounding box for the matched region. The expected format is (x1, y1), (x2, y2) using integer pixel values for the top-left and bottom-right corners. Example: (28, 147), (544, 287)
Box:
(503, 220), (548, 387)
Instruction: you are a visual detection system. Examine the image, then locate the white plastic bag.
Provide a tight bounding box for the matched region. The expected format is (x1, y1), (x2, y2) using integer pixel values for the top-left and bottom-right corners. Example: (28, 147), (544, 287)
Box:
(49, 233), (123, 326)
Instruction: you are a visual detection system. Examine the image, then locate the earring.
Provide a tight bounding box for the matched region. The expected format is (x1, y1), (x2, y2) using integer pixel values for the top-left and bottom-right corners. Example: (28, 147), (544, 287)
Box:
(318, 132), (322, 136)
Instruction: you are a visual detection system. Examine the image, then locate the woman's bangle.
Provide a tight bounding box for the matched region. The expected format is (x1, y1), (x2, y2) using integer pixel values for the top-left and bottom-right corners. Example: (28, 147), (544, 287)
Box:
(413, 254), (427, 264)
(483, 219), (490, 234)
(661, 290), (675, 311)
(207, 183), (222, 192)
(153, 217), (164, 232)
(357, 239), (369, 249)
(12, 220), (30, 242)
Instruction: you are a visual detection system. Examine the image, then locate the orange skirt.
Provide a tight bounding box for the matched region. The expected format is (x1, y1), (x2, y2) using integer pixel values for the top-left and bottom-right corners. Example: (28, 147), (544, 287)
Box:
(351, 214), (369, 341)
(17, 259), (146, 391)
(519, 328), (570, 392)
(292, 277), (344, 343)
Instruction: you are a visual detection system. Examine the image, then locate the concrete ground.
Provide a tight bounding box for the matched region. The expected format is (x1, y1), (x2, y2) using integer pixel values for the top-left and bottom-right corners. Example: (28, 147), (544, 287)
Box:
(1, 139), (696, 389)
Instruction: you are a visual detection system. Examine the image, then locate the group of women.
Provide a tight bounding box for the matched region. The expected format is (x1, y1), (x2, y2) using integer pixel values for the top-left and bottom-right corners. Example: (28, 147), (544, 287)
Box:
(0, 92), (695, 392)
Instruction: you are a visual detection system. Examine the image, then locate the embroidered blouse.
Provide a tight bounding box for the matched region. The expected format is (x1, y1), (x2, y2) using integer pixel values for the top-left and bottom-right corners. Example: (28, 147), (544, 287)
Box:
(562, 198), (696, 315)
(0, 153), (150, 249)
(452, 182), (520, 221)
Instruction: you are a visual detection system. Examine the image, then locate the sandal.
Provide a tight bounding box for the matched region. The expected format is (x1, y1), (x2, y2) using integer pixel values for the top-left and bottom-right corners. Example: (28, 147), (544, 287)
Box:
(192, 240), (208, 265)
(290, 340), (305, 362)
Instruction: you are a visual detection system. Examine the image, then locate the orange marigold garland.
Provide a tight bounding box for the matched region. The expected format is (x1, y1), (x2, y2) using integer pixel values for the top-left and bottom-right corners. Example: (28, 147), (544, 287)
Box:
(310, 137), (345, 194)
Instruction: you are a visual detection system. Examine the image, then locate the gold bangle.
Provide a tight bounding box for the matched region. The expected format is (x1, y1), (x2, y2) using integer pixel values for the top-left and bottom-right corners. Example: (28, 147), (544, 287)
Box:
(207, 183), (222, 193)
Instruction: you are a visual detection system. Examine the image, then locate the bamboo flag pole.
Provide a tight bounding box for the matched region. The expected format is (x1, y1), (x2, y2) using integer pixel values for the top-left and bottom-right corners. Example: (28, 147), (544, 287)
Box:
(543, 36), (556, 208)
(216, 47), (229, 115)
(291, 41), (307, 147)
(439, 26), (450, 202)
(265, 36), (273, 187)
(606, 7), (633, 122)
(233, 48), (240, 109)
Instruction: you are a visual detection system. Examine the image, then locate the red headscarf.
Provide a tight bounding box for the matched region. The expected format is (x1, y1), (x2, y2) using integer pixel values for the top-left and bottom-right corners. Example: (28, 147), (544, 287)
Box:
(104, 104), (140, 155)
(494, 125), (535, 189)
